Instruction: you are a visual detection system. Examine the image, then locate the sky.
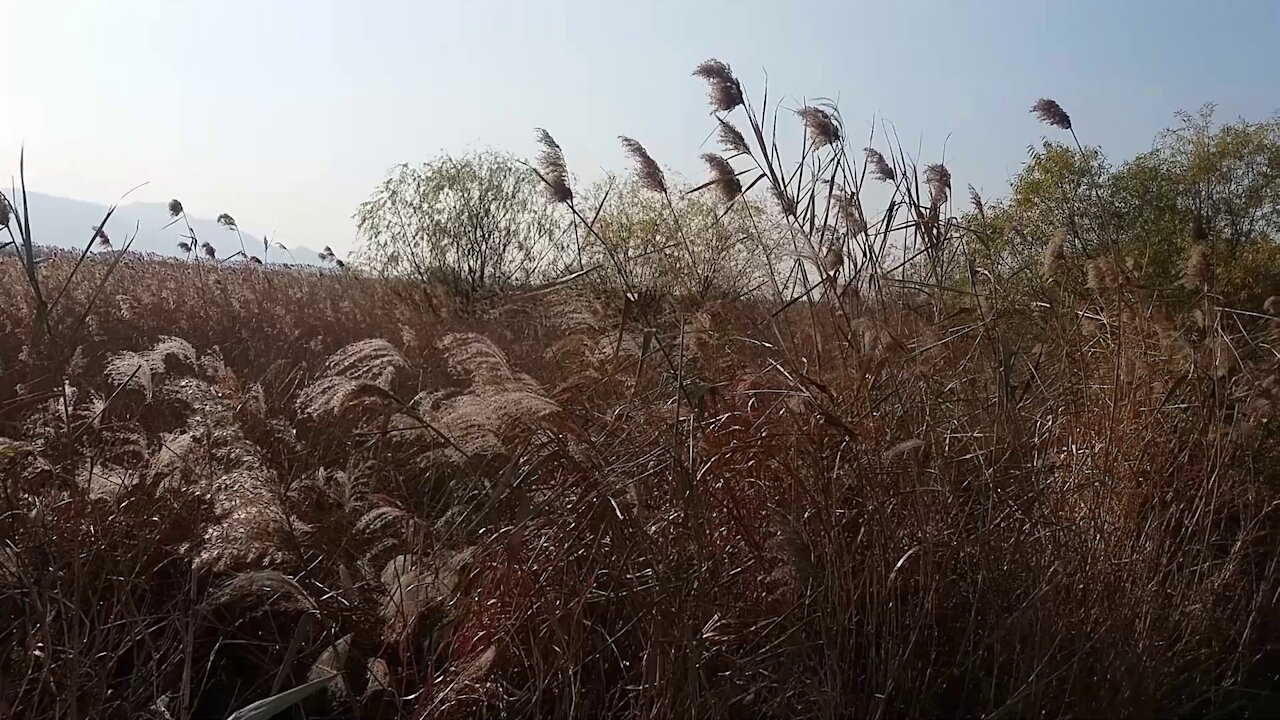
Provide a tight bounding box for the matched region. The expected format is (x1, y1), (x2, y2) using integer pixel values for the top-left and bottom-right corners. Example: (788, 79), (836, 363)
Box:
(2, 0), (1277, 256)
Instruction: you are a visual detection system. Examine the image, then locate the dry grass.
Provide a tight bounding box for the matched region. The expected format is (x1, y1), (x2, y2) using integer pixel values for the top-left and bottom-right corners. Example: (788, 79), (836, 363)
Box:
(2, 60), (1279, 720)
(1, 248), (1277, 719)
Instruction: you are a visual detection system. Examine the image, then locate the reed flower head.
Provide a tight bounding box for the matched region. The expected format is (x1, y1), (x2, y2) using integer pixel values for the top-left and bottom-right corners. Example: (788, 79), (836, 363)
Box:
(834, 190), (867, 235)
(619, 137), (667, 195)
(1031, 98), (1072, 131)
(92, 226), (111, 249)
(716, 118), (750, 155)
(201, 241), (216, 260)
(968, 185), (986, 218)
(168, 199), (184, 218)
(1043, 229), (1067, 276)
(924, 164), (951, 207)
(534, 128), (573, 204)
(865, 148), (896, 182)
(797, 105), (841, 147)
(1180, 244), (1212, 290)
(701, 153), (742, 204)
(693, 59), (744, 113)
(217, 213), (237, 229)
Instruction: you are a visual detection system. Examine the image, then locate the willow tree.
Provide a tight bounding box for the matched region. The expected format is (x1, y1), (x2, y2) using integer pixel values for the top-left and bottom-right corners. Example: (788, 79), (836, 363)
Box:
(355, 151), (571, 294)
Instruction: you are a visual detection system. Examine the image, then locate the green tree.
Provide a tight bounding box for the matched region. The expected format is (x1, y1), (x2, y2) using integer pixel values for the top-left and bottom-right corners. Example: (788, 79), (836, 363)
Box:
(969, 106), (1280, 294)
(355, 151), (571, 294)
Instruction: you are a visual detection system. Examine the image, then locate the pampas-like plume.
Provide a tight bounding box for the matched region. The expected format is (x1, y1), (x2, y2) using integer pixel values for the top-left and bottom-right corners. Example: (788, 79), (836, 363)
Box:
(216, 213), (237, 229)
(865, 148), (896, 182)
(1031, 98), (1073, 131)
(177, 241), (191, 254)
(820, 244), (843, 276)
(208, 570), (319, 614)
(534, 128), (573, 204)
(0, 192), (10, 228)
(692, 59), (744, 113)
(701, 153), (742, 204)
(924, 164), (951, 206)
(322, 338), (408, 385)
(968, 185), (986, 218)
(1180, 244), (1212, 290)
(414, 333), (559, 458)
(834, 190), (867, 235)
(619, 137), (667, 195)
(796, 105), (841, 147)
(104, 336), (198, 401)
(92, 226), (111, 249)
(716, 118), (750, 155)
(201, 241), (216, 260)
(168, 199), (184, 218)
(297, 339), (410, 418)
(1043, 229), (1067, 276)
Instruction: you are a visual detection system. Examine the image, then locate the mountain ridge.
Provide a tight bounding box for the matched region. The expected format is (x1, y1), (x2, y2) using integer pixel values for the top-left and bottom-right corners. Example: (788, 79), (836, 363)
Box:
(3, 191), (327, 265)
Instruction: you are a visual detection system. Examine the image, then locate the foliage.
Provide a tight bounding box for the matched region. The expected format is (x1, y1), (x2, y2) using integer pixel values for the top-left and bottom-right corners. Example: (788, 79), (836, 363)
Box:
(969, 105), (1280, 293)
(4, 61), (1280, 720)
(576, 174), (784, 300)
(355, 151), (571, 295)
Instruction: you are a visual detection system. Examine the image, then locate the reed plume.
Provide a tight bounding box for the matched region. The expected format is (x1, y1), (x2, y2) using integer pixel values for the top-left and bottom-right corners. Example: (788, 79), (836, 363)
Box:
(692, 59), (744, 113)
(619, 136), (667, 195)
(797, 105), (841, 147)
(865, 148), (896, 182)
(533, 128), (573, 204)
(717, 118), (750, 155)
(1043, 229), (1067, 276)
(1031, 98), (1073, 131)
(924, 163), (951, 206)
(701, 153), (742, 204)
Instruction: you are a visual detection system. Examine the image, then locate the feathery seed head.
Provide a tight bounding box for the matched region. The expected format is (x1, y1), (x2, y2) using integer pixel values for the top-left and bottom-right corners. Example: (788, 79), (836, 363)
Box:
(216, 213), (237, 229)
(249, 255), (262, 265)
(1180, 244), (1212, 290)
(167, 199), (184, 218)
(200, 241), (216, 260)
(92, 226), (111, 249)
(1031, 98), (1073, 131)
(693, 59), (744, 113)
(820, 244), (843, 275)
(177, 241), (191, 254)
(619, 136), (667, 195)
(0, 192), (10, 228)
(1043, 229), (1067, 276)
(700, 153), (742, 204)
(834, 190), (867, 235)
(924, 164), (951, 207)
(716, 118), (750, 155)
(534, 128), (573, 204)
(968, 185), (986, 218)
(797, 105), (841, 147)
(865, 148), (896, 182)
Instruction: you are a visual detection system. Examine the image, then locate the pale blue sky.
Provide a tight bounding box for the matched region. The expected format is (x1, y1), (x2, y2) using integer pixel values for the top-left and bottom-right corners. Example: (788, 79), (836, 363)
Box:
(3, 0), (1276, 255)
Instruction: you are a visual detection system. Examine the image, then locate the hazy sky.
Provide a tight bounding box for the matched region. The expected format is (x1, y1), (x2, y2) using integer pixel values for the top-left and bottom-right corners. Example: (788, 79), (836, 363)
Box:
(3, 0), (1276, 255)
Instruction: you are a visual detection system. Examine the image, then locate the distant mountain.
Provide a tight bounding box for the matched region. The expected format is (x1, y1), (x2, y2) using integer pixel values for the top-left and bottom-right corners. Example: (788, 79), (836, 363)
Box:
(5, 192), (325, 265)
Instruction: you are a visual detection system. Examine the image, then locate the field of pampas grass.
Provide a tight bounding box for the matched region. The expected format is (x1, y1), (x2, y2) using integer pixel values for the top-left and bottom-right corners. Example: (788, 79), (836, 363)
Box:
(2, 59), (1280, 719)
(1, 248), (1277, 719)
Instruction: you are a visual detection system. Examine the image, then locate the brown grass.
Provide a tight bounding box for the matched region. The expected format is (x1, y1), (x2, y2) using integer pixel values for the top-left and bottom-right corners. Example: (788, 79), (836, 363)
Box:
(2, 59), (1279, 720)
